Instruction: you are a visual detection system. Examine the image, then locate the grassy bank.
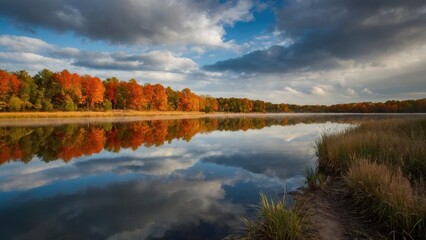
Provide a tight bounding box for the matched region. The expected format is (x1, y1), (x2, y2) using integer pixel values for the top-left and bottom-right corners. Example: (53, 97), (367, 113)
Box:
(0, 110), (206, 119)
(316, 119), (426, 239)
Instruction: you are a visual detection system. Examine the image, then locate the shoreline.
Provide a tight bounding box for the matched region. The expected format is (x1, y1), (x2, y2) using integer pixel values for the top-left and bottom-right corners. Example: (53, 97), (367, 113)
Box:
(0, 111), (424, 127)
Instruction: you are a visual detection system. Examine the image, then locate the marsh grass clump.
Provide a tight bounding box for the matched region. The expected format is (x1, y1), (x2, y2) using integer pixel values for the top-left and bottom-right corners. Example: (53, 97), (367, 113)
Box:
(235, 193), (305, 240)
(346, 159), (425, 239)
(304, 167), (327, 190)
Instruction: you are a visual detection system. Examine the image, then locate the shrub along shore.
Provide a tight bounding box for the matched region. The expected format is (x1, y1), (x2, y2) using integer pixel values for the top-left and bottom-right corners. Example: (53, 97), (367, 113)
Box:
(233, 118), (425, 239)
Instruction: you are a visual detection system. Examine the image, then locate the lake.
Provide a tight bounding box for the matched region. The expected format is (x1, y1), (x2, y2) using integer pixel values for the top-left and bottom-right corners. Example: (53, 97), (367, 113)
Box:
(0, 114), (414, 240)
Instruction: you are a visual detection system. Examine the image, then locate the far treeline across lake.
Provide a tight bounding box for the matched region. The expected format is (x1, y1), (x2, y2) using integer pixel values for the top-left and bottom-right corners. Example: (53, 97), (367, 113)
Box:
(1, 68), (425, 113)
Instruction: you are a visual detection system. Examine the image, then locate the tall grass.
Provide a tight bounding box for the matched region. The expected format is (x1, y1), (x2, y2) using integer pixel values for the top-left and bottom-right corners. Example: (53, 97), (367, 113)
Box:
(304, 167), (327, 190)
(234, 193), (304, 240)
(346, 159), (425, 239)
(316, 119), (426, 178)
(316, 118), (426, 239)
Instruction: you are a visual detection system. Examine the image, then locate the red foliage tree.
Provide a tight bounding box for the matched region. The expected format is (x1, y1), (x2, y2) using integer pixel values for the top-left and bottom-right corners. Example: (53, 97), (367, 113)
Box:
(104, 77), (119, 109)
(0, 71), (11, 101)
(0, 71), (21, 101)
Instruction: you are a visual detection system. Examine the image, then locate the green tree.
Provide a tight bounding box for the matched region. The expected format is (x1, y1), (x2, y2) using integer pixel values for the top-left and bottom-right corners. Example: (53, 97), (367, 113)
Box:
(16, 70), (37, 111)
(103, 99), (112, 111)
(9, 96), (22, 111)
(166, 87), (179, 110)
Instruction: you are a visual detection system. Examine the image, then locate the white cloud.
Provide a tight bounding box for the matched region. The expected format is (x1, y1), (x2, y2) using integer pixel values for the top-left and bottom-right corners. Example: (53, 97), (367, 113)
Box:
(284, 87), (302, 96)
(0, 35), (52, 52)
(0, 34), (200, 83)
(310, 86), (326, 96)
(345, 88), (356, 96)
(362, 88), (373, 94)
(0, 52), (63, 65)
(190, 46), (206, 55)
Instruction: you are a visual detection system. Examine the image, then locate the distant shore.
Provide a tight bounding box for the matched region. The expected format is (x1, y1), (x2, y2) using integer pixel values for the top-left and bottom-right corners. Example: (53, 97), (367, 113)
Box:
(0, 111), (424, 127)
(1, 111), (425, 119)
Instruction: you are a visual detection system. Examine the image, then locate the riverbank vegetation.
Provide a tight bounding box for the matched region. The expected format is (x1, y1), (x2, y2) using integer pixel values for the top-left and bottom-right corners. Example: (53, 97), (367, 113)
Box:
(1, 69), (426, 113)
(230, 193), (306, 240)
(316, 119), (426, 239)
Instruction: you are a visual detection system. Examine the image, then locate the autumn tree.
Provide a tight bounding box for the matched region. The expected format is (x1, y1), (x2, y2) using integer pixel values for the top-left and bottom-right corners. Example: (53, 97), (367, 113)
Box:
(0, 71), (11, 102)
(143, 84), (154, 110)
(126, 79), (144, 110)
(178, 88), (196, 111)
(104, 77), (120, 109)
(53, 70), (82, 111)
(152, 84), (168, 111)
(204, 96), (218, 113)
(81, 75), (105, 109)
(0, 70), (22, 111)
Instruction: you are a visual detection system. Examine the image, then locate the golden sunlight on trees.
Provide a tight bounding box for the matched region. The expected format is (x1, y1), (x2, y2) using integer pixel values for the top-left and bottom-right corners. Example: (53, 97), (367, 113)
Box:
(0, 68), (425, 113)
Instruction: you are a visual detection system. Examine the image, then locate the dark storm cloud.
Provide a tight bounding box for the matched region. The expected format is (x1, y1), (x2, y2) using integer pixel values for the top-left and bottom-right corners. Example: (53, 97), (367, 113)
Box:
(0, 0), (253, 46)
(204, 0), (426, 73)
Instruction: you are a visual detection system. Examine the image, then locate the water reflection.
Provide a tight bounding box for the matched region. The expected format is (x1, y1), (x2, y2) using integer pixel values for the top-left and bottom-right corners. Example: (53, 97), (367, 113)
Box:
(0, 114), (398, 164)
(0, 115), (400, 239)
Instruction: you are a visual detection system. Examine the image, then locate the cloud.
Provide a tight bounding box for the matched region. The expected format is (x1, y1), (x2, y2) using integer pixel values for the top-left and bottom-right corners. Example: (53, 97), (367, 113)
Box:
(310, 86), (326, 96)
(0, 146), (216, 191)
(0, 179), (244, 240)
(345, 88), (356, 96)
(0, 35), (52, 52)
(204, 0), (426, 73)
(0, 0), (254, 47)
(284, 87), (302, 96)
(0, 52), (62, 65)
(0, 34), (199, 83)
(362, 88), (373, 95)
(72, 51), (198, 73)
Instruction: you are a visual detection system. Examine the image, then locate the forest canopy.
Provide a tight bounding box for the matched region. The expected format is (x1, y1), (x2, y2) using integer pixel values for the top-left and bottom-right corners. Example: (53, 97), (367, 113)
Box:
(0, 69), (425, 113)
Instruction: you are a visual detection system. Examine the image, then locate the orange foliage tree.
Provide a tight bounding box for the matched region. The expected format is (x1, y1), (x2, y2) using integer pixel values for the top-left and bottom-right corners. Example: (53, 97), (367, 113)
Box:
(126, 79), (145, 110)
(81, 75), (105, 109)
(152, 84), (168, 111)
(53, 70), (82, 110)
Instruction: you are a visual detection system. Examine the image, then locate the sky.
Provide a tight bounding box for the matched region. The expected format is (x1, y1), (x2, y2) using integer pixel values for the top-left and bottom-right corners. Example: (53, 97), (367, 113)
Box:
(0, 0), (425, 104)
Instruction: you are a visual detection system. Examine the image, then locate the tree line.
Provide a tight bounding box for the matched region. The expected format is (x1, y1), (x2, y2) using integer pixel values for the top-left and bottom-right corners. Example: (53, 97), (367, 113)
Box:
(1, 69), (425, 113)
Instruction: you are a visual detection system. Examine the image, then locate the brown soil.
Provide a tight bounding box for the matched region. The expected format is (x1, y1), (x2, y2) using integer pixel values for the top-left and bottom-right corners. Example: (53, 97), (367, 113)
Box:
(293, 178), (386, 240)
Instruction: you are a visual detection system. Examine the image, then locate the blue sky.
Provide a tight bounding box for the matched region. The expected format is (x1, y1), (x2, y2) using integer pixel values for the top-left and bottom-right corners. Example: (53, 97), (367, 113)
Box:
(0, 0), (425, 104)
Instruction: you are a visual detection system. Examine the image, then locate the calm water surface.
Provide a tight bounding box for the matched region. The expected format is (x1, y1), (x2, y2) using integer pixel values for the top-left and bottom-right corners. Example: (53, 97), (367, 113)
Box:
(0, 114), (407, 239)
